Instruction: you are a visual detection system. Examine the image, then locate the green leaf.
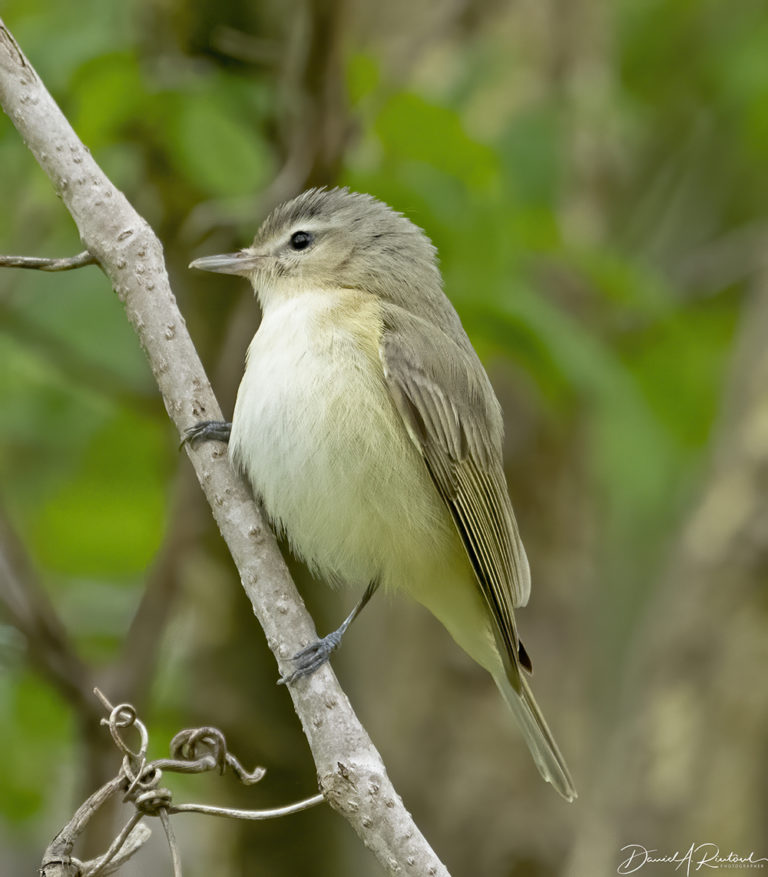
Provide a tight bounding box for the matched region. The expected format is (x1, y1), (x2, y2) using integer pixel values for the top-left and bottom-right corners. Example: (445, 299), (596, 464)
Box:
(169, 96), (274, 196)
(374, 93), (499, 190)
(0, 672), (74, 823)
(71, 52), (147, 148)
(347, 52), (380, 105)
(31, 409), (169, 576)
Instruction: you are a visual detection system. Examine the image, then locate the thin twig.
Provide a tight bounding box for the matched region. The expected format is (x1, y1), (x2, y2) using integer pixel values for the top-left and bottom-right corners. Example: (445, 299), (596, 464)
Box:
(0, 250), (96, 271)
(83, 812), (144, 877)
(96, 689), (325, 822)
(159, 809), (183, 877)
(169, 794), (325, 820)
(79, 823), (153, 877)
(40, 775), (128, 877)
(42, 690), (326, 877)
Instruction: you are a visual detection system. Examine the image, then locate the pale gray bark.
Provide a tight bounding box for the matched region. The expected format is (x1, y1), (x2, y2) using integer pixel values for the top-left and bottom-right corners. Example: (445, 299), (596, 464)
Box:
(0, 18), (448, 877)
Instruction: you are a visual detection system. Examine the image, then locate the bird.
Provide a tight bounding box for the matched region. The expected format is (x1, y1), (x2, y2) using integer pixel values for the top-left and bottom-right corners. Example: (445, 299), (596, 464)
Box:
(187, 187), (576, 801)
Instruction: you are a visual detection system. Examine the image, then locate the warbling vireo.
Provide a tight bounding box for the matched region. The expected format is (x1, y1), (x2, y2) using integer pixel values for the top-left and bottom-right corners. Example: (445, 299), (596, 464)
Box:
(187, 187), (576, 801)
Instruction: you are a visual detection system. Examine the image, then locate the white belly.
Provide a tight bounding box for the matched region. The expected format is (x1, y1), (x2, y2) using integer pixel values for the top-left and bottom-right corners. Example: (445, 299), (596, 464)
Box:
(230, 290), (454, 588)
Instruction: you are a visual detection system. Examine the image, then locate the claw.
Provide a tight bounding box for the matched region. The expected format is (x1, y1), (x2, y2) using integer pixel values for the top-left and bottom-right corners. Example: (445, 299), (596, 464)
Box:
(277, 581), (379, 685)
(278, 631), (343, 685)
(181, 420), (232, 449)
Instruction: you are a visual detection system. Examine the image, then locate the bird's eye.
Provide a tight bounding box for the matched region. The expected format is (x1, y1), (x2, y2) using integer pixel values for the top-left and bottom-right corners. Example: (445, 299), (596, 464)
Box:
(289, 230), (313, 251)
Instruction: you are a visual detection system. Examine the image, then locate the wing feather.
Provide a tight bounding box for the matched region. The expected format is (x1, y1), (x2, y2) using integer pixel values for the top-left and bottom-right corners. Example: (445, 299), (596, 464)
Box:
(379, 305), (531, 678)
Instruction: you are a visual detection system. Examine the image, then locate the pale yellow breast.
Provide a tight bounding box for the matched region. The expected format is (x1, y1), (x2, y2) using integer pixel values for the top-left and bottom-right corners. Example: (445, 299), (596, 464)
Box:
(231, 288), (455, 588)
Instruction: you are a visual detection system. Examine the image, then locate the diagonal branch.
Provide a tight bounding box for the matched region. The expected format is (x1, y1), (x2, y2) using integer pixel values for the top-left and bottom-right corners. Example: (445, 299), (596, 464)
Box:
(0, 18), (449, 876)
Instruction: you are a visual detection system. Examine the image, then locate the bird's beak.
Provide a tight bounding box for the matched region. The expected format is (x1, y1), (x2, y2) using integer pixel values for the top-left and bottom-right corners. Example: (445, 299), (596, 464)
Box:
(188, 249), (266, 276)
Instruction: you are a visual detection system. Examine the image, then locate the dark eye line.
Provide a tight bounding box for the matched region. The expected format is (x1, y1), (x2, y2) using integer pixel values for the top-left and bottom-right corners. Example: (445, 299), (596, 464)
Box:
(290, 230), (313, 251)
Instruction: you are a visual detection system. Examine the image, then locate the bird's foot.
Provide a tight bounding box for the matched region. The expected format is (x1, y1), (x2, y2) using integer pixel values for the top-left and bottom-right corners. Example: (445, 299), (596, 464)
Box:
(278, 630), (344, 685)
(181, 420), (232, 448)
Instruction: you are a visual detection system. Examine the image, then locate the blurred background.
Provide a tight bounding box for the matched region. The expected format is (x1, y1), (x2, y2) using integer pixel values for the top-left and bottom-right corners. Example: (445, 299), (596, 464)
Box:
(1, 0), (767, 875)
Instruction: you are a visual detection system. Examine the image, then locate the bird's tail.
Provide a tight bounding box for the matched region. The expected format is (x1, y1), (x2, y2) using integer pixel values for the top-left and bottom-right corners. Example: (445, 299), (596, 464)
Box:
(496, 671), (577, 802)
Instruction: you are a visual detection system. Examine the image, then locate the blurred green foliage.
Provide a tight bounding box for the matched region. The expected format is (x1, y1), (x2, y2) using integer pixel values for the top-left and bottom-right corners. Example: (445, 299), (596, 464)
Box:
(1, 0), (765, 873)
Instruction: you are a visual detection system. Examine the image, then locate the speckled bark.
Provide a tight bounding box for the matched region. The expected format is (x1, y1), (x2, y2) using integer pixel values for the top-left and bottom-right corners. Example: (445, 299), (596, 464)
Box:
(0, 19), (448, 877)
